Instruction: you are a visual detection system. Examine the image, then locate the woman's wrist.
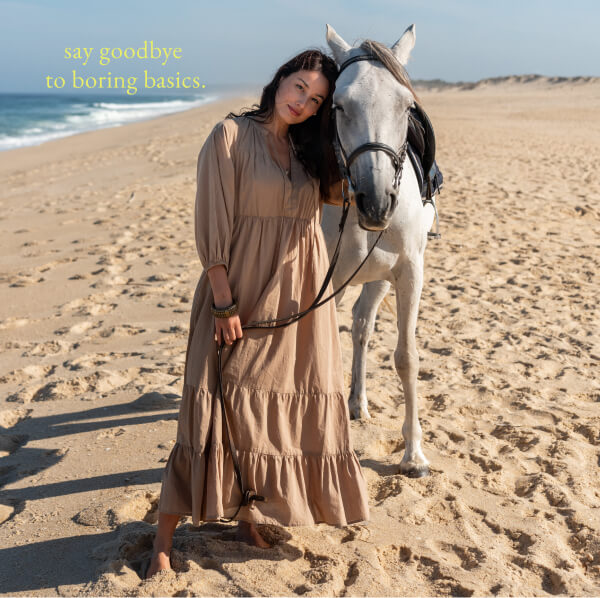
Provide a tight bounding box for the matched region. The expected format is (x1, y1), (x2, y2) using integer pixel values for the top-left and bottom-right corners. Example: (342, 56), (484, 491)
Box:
(213, 295), (233, 309)
(211, 300), (238, 318)
(207, 264), (233, 307)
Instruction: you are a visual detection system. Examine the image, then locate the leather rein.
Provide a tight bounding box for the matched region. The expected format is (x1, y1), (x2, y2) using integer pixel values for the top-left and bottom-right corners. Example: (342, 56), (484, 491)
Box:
(213, 52), (411, 522)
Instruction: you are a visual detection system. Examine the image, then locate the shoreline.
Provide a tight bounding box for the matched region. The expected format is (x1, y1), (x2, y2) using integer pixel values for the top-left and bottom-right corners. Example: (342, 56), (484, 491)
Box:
(0, 93), (258, 177)
(0, 88), (260, 154)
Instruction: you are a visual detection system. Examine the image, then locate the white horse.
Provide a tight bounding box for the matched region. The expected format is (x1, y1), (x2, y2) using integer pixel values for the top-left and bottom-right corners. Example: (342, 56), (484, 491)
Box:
(322, 24), (436, 478)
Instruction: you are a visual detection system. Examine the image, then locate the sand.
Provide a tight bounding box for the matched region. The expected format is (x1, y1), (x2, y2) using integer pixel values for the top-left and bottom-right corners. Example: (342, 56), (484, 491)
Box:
(0, 80), (599, 596)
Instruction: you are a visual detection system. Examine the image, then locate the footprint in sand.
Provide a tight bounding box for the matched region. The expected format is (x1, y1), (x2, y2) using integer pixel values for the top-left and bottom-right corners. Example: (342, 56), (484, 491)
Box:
(0, 365), (56, 385)
(67, 272), (90, 280)
(423, 497), (463, 525)
(20, 339), (72, 357)
(491, 422), (541, 451)
(371, 474), (405, 504)
(427, 393), (449, 412)
(414, 555), (475, 596)
(300, 549), (338, 586)
(76, 302), (118, 317)
(510, 555), (570, 595)
(158, 324), (188, 337)
(438, 542), (486, 570)
(515, 472), (571, 508)
(98, 324), (146, 338)
(376, 544), (412, 570)
(29, 370), (133, 402)
(74, 491), (160, 528)
(338, 524), (371, 544)
(573, 421), (600, 446)
(376, 545), (476, 595)
(468, 505), (503, 535)
(418, 368), (435, 381)
(503, 528), (536, 555)
(62, 351), (144, 371)
(53, 320), (99, 336)
(365, 435), (404, 458)
(468, 452), (503, 473)
(34, 256), (79, 274)
(7, 273), (45, 287)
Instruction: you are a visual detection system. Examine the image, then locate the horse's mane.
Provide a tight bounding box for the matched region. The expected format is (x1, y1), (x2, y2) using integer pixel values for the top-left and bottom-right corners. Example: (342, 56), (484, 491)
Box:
(359, 39), (419, 103)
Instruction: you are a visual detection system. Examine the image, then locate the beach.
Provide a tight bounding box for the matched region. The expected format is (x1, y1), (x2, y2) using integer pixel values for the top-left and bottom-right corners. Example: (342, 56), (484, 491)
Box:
(1, 80), (599, 596)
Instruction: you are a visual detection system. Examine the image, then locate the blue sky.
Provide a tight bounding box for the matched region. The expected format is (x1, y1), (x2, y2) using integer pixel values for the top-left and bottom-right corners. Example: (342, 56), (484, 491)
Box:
(1, 0), (598, 93)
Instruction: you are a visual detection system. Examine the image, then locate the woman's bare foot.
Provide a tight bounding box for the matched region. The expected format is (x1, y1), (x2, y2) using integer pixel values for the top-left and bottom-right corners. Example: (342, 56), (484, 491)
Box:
(144, 511), (179, 579)
(236, 520), (271, 548)
(144, 550), (172, 579)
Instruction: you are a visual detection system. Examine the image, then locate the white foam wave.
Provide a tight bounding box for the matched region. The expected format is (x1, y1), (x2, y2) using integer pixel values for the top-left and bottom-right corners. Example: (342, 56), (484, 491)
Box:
(0, 129), (78, 151)
(1, 94), (218, 152)
(93, 99), (193, 110)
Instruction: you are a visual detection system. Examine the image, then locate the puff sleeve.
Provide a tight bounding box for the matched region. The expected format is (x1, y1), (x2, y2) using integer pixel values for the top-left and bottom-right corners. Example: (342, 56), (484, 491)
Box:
(194, 120), (237, 273)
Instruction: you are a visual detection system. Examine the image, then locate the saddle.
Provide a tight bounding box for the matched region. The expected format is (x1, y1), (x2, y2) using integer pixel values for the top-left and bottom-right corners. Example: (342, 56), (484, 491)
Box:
(406, 103), (443, 202)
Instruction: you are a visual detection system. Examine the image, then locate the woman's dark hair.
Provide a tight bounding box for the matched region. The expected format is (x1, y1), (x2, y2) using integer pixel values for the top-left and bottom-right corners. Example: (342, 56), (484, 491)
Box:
(227, 49), (340, 199)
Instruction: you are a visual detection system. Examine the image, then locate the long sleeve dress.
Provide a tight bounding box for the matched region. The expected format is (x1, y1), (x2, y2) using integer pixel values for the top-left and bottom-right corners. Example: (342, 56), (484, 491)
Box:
(157, 114), (370, 527)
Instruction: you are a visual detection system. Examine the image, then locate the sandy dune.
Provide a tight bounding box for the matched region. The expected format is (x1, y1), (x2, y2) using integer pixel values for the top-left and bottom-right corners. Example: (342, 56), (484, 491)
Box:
(0, 82), (599, 596)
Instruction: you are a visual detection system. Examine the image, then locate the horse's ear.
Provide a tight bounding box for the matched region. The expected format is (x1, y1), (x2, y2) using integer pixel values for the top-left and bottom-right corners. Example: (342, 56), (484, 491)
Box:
(391, 24), (416, 65)
(326, 24), (351, 65)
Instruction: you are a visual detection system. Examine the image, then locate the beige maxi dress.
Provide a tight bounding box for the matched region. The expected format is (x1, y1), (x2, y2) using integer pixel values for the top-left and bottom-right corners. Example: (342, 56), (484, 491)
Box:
(157, 114), (370, 527)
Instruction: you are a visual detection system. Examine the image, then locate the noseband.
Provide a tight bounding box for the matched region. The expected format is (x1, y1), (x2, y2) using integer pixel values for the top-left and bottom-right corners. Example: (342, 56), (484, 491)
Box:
(332, 54), (409, 196)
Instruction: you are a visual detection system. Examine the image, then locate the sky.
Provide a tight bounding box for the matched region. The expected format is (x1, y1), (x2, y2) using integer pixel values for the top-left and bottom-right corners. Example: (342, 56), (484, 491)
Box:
(1, 0), (599, 93)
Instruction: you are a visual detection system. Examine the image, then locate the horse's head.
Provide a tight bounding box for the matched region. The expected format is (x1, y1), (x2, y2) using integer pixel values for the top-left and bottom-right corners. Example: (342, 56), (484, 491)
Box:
(326, 24), (417, 231)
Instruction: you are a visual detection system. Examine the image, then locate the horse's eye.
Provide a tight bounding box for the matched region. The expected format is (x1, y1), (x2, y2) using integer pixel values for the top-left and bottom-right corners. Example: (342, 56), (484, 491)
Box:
(332, 104), (344, 113)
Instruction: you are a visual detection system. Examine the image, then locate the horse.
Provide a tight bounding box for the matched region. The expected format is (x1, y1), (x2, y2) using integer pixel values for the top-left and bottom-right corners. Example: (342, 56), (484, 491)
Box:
(322, 24), (438, 478)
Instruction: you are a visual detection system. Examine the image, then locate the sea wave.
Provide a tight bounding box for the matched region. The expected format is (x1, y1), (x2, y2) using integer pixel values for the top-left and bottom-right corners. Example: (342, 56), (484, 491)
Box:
(0, 93), (217, 152)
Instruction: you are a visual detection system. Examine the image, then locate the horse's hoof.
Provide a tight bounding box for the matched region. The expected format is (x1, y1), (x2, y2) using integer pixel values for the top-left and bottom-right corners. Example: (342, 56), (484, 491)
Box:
(348, 403), (371, 420)
(401, 464), (429, 478)
(349, 409), (371, 420)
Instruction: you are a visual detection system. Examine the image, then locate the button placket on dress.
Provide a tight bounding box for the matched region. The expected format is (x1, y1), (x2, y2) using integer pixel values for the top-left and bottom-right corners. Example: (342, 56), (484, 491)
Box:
(284, 144), (300, 215)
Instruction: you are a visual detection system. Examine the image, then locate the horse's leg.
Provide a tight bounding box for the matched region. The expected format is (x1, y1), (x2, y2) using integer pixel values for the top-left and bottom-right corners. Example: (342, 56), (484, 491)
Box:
(348, 280), (391, 419)
(333, 286), (347, 309)
(394, 259), (429, 477)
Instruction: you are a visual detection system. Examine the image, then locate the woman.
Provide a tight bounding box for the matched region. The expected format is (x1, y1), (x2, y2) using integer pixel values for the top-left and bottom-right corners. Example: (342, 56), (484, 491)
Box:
(145, 49), (369, 579)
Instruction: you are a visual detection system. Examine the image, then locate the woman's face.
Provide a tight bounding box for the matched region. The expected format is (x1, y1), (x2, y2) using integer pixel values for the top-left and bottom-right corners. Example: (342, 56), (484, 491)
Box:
(274, 69), (330, 125)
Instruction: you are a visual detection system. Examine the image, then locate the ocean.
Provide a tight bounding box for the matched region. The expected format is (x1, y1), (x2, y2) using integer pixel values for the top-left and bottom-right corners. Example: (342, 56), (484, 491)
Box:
(0, 91), (219, 152)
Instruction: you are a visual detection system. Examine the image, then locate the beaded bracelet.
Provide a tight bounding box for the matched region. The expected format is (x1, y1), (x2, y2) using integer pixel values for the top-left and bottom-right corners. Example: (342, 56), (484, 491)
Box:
(211, 300), (239, 318)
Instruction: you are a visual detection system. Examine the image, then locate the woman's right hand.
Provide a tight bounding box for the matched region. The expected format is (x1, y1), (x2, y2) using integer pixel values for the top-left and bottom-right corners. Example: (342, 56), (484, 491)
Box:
(206, 264), (242, 345)
(214, 313), (243, 346)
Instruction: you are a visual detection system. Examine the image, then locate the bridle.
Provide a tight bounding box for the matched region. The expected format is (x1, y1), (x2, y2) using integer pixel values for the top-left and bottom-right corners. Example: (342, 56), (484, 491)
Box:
(213, 51), (413, 522)
(331, 54), (409, 198)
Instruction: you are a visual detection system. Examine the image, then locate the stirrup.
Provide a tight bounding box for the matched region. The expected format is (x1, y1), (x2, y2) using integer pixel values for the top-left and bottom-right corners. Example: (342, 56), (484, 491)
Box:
(424, 194), (441, 240)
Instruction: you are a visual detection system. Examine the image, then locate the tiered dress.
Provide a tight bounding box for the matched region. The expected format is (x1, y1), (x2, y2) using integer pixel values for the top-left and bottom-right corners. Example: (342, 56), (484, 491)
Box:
(157, 114), (370, 526)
